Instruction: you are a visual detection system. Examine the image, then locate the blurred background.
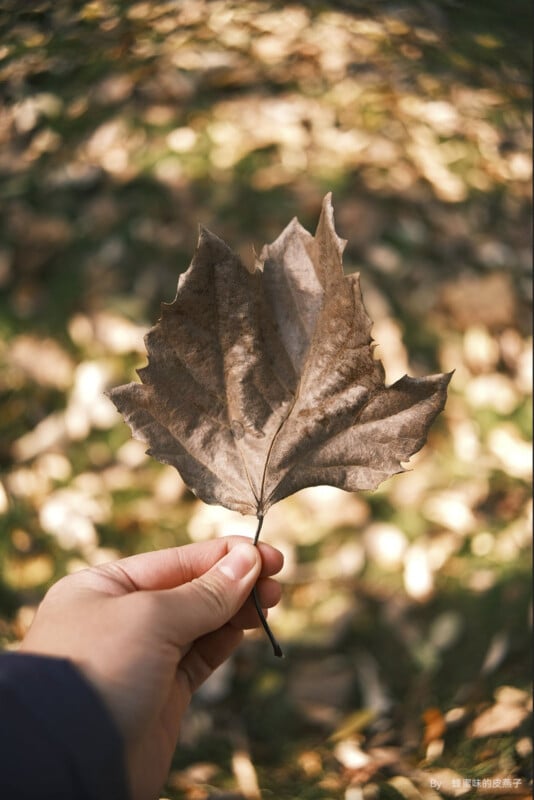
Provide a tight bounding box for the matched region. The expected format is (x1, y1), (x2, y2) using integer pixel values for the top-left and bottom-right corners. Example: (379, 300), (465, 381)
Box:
(0, 1), (531, 799)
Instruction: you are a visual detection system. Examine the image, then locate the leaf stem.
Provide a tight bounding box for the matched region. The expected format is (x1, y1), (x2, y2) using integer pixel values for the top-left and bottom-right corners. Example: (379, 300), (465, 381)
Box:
(252, 514), (283, 658)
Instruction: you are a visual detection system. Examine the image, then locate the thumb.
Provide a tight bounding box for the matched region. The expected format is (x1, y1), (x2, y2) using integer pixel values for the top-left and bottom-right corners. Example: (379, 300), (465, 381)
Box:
(163, 542), (262, 645)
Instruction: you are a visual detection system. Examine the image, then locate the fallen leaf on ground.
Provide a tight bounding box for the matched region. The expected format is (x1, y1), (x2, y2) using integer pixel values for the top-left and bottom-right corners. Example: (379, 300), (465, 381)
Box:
(468, 702), (530, 738)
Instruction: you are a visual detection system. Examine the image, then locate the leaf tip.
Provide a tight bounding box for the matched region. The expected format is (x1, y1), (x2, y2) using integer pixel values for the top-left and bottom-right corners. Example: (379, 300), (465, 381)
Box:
(196, 224), (233, 258)
(195, 224), (256, 281)
(196, 223), (215, 246)
(317, 193), (347, 257)
(105, 385), (120, 405)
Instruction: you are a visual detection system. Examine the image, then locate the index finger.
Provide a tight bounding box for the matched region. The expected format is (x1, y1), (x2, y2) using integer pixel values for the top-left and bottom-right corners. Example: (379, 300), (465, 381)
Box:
(96, 536), (283, 592)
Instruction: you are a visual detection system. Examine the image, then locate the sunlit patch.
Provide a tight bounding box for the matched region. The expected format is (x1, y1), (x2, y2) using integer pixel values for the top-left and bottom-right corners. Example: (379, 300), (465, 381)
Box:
(364, 523), (407, 570)
(65, 361), (118, 439)
(470, 531), (494, 557)
(295, 485), (369, 532)
(40, 495), (98, 551)
(450, 418), (481, 462)
(7, 466), (53, 502)
(423, 490), (476, 534)
(334, 739), (371, 769)
(463, 325), (500, 373)
(39, 485), (110, 552)
(2, 553), (54, 589)
(368, 317), (409, 384)
(466, 374), (519, 415)
(153, 465), (187, 505)
(187, 503), (255, 542)
(403, 544), (434, 600)
(166, 126), (198, 153)
(116, 439), (148, 468)
(488, 426), (532, 479)
(0, 482), (8, 514)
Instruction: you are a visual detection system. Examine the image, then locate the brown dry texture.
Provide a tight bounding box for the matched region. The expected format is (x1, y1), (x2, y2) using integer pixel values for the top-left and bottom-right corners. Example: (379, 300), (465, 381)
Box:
(109, 196), (450, 516)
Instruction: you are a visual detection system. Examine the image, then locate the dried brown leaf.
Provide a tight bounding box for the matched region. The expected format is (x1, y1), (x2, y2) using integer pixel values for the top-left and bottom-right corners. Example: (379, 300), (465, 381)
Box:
(468, 702), (530, 738)
(109, 195), (451, 517)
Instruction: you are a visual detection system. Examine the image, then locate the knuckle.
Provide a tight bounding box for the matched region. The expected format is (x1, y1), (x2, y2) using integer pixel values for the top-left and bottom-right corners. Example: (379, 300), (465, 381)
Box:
(43, 573), (76, 602)
(192, 573), (231, 619)
(91, 561), (138, 592)
(178, 647), (213, 695)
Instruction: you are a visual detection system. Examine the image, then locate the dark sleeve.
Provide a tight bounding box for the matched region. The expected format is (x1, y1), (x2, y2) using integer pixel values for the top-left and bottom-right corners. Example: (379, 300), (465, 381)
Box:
(0, 652), (130, 800)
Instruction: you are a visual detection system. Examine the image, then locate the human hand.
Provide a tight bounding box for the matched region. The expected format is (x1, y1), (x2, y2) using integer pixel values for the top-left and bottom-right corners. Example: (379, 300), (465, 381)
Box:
(20, 536), (283, 800)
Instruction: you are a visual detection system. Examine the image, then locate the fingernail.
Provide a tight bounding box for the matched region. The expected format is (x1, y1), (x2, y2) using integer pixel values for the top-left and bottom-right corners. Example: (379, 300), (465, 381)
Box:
(218, 544), (258, 581)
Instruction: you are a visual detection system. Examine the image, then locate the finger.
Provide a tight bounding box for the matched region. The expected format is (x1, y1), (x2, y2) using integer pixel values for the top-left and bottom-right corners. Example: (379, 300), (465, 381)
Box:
(176, 624), (244, 695)
(160, 542), (263, 645)
(232, 604), (269, 631)
(94, 536), (283, 593)
(230, 578), (282, 629)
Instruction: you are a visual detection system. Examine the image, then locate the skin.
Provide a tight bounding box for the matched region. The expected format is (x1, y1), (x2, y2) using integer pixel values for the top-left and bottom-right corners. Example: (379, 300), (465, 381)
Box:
(20, 536), (284, 800)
